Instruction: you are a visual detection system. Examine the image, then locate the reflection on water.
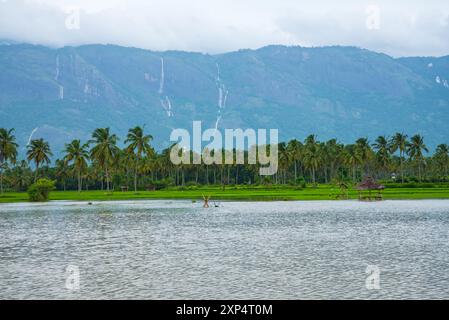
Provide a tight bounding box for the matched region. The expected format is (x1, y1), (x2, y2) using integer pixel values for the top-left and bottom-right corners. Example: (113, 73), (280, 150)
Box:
(1, 200), (449, 299)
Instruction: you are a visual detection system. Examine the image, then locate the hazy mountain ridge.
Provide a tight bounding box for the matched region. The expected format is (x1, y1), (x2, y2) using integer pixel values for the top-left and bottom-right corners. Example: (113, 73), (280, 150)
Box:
(1, 43), (449, 157)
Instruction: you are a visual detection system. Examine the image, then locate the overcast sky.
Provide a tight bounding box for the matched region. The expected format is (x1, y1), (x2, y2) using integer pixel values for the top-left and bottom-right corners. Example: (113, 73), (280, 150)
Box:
(1, 0), (448, 57)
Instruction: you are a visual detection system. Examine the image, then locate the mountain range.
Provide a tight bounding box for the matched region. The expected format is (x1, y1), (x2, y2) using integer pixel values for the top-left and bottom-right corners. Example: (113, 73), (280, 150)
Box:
(1, 42), (449, 157)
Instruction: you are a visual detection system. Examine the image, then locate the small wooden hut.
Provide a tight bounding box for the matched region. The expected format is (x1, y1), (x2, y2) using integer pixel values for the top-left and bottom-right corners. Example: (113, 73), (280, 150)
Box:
(356, 177), (385, 201)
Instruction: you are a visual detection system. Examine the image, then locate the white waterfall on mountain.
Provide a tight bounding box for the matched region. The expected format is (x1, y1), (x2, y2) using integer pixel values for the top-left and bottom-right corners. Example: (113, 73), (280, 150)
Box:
(55, 55), (60, 81)
(214, 114), (222, 131)
(214, 63), (228, 131)
(84, 78), (90, 94)
(160, 96), (173, 117)
(216, 63), (228, 109)
(443, 79), (449, 88)
(55, 54), (64, 100)
(222, 88), (228, 109)
(157, 57), (173, 117)
(58, 85), (64, 100)
(435, 76), (449, 88)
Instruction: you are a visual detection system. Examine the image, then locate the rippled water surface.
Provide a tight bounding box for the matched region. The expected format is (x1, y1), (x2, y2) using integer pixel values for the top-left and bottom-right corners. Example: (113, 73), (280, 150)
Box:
(1, 200), (449, 299)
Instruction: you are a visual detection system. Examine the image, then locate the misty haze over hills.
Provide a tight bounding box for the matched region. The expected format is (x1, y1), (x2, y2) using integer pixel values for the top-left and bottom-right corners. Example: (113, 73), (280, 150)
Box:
(1, 42), (449, 157)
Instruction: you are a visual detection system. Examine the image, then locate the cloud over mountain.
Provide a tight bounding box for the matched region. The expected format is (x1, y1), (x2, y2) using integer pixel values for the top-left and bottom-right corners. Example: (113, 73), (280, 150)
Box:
(1, 0), (449, 57)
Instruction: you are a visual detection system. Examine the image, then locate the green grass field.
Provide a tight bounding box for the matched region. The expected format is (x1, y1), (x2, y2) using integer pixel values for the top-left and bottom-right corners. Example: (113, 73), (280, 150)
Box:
(2, 184), (449, 203)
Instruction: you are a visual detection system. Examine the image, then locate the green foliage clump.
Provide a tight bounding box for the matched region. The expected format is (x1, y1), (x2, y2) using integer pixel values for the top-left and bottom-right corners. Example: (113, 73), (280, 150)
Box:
(27, 179), (55, 202)
(185, 181), (200, 188)
(383, 182), (445, 188)
(295, 177), (307, 188)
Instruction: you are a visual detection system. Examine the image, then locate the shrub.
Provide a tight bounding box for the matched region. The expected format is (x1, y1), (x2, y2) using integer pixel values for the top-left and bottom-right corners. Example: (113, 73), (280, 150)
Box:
(185, 181), (199, 187)
(295, 177), (307, 188)
(27, 179), (55, 202)
(261, 176), (272, 185)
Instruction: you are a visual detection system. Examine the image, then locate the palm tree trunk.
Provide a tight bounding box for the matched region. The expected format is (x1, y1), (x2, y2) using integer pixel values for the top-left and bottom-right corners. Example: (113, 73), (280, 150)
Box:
(105, 165), (109, 191)
(134, 158), (139, 192)
(294, 160), (297, 180)
(78, 170), (81, 192)
(221, 166), (224, 190)
(0, 171), (3, 194)
(324, 167), (328, 184)
(34, 162), (40, 182)
(400, 151), (404, 183)
(235, 166), (239, 184)
(134, 168), (138, 192)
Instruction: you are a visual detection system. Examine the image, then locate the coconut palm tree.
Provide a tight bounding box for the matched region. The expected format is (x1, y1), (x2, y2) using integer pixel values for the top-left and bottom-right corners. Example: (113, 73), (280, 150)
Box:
(9, 160), (32, 191)
(303, 137), (321, 185)
(304, 134), (317, 146)
(125, 126), (153, 192)
(26, 138), (52, 182)
(120, 147), (135, 187)
(63, 139), (90, 192)
(323, 139), (342, 183)
(355, 138), (373, 176)
(0, 128), (18, 194)
(407, 134), (429, 181)
(55, 159), (69, 191)
(343, 144), (362, 182)
(372, 136), (391, 176)
(390, 133), (408, 183)
(434, 144), (449, 178)
(277, 142), (290, 184)
(89, 128), (119, 191)
(287, 139), (303, 181)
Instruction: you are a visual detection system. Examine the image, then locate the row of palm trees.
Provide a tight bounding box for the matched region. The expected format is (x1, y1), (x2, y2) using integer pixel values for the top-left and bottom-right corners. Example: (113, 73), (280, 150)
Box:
(1, 126), (449, 193)
(277, 133), (440, 185)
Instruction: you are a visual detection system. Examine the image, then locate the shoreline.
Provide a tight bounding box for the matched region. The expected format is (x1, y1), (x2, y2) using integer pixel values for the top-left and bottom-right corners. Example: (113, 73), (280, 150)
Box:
(2, 187), (449, 204)
(2, 198), (449, 207)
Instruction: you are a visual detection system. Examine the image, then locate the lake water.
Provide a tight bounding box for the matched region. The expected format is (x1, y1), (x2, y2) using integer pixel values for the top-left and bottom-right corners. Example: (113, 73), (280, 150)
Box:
(1, 200), (449, 299)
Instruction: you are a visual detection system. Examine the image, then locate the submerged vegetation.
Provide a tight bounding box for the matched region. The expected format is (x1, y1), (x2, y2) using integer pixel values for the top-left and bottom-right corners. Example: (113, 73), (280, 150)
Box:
(1, 126), (449, 202)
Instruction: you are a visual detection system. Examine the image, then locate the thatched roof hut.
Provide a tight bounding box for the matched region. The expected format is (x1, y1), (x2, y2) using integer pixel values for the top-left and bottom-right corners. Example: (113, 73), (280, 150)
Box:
(356, 177), (385, 201)
(356, 176), (385, 191)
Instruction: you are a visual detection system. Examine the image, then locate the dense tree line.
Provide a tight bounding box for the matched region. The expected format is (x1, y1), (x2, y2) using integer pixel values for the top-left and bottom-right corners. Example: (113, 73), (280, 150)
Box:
(1, 126), (449, 193)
